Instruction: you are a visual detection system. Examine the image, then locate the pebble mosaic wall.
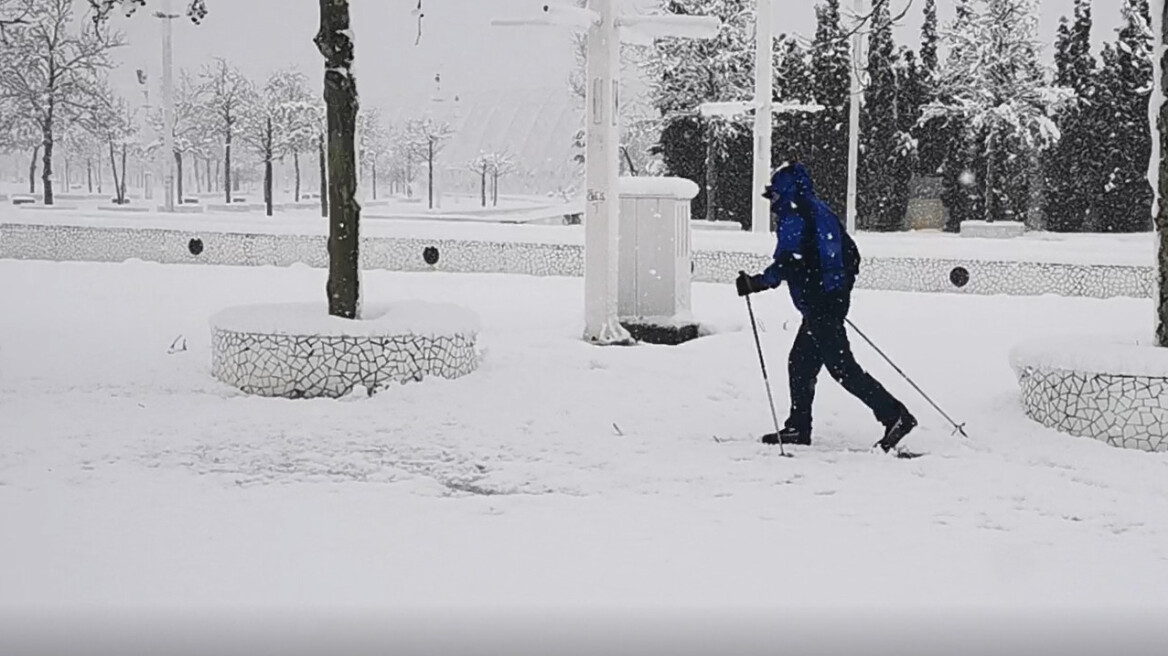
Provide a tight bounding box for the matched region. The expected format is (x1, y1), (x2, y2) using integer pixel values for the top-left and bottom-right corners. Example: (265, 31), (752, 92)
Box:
(1013, 362), (1168, 452)
(211, 324), (479, 399)
(0, 222), (1154, 299)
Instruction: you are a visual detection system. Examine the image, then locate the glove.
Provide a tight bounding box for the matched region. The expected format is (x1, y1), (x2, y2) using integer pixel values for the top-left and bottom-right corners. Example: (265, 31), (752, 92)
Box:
(736, 271), (763, 297)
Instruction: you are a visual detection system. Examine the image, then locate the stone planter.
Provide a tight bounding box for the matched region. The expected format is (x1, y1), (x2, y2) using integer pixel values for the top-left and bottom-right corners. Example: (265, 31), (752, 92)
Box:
(210, 301), (480, 398)
(1011, 336), (1168, 452)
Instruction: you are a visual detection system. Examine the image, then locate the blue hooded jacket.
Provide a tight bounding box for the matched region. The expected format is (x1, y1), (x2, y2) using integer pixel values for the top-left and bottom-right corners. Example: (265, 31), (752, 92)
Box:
(752, 162), (860, 314)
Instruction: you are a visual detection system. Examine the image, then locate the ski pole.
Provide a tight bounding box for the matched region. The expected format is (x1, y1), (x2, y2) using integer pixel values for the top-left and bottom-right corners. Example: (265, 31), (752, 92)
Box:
(744, 293), (790, 456)
(844, 317), (970, 438)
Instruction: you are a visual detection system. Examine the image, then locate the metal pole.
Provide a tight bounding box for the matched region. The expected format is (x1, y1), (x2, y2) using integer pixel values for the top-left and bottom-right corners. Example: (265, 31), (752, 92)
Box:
(582, 0), (630, 344)
(751, 0), (773, 234)
(845, 0), (865, 234)
(845, 317), (969, 438)
(745, 293), (788, 456)
(160, 0), (176, 212)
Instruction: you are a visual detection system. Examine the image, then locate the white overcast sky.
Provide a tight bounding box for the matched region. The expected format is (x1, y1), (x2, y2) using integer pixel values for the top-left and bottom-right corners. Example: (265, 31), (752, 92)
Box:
(106, 0), (1128, 110)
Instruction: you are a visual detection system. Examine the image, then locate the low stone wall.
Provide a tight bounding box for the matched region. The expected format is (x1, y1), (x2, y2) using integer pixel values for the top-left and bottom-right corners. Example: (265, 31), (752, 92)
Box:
(210, 302), (480, 399)
(1011, 338), (1168, 452)
(0, 222), (1155, 299)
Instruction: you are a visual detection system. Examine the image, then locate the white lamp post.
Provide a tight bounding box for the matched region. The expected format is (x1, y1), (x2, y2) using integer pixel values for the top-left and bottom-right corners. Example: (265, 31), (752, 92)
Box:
(155, 0), (177, 212)
(494, 1), (719, 345)
(751, 0), (773, 234)
(845, 0), (867, 234)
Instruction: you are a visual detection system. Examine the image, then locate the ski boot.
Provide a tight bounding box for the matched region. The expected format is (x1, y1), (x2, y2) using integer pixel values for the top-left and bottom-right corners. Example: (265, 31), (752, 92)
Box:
(762, 426), (811, 446)
(875, 409), (917, 453)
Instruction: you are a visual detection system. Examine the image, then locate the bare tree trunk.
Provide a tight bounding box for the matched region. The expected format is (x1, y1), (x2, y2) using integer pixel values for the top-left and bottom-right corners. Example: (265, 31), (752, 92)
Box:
(120, 144), (128, 201)
(372, 160), (377, 200)
(41, 126), (54, 205)
(427, 139), (434, 209)
(1157, 3), (1168, 347)
(175, 151), (184, 202)
(224, 121), (233, 203)
(294, 151), (301, 202)
(108, 140), (123, 204)
(207, 158), (214, 193)
(480, 169), (486, 206)
(265, 156), (273, 216)
(64, 157), (70, 193)
(318, 132), (328, 217)
(405, 153), (413, 198)
(86, 159), (92, 194)
(264, 117), (274, 216)
(316, 0), (361, 319)
(28, 146), (39, 194)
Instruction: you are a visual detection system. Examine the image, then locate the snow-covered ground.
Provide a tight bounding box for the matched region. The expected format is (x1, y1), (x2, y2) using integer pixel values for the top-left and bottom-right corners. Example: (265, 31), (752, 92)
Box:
(1, 204), (1157, 266)
(1, 260), (1167, 652)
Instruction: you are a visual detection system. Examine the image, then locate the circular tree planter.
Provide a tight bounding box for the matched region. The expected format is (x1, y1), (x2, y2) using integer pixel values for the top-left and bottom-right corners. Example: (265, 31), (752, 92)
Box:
(210, 301), (480, 398)
(1010, 336), (1168, 452)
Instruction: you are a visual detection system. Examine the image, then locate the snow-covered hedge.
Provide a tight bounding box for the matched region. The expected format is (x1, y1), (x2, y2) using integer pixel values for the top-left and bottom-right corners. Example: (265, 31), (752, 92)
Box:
(210, 301), (480, 399)
(1011, 337), (1168, 452)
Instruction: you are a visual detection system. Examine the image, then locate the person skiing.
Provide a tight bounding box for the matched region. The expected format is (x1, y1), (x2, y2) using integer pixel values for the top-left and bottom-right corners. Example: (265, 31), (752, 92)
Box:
(736, 161), (917, 453)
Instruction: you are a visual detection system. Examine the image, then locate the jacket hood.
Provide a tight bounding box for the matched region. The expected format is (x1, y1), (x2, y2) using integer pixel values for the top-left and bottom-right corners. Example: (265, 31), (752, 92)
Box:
(762, 162), (816, 202)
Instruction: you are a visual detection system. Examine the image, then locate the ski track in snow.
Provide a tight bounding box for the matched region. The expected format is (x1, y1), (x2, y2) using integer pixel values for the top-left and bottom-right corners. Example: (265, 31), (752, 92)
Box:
(1, 259), (1167, 611)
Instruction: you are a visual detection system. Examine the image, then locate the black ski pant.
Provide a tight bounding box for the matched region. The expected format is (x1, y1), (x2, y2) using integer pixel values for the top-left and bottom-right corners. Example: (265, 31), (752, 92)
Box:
(785, 295), (904, 433)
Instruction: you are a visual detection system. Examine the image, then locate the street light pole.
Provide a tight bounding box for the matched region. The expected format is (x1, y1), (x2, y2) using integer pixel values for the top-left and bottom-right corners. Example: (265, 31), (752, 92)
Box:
(582, 0), (628, 343)
(751, 0), (773, 234)
(845, 0), (866, 234)
(158, 0), (176, 212)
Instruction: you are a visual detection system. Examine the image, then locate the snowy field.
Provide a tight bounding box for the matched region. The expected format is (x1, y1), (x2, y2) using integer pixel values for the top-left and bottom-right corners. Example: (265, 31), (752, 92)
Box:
(2, 260), (1167, 654)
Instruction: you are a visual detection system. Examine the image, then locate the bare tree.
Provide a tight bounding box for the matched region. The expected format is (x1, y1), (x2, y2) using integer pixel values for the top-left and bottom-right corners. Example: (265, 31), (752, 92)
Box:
(0, 105), (41, 194)
(265, 68), (317, 202)
(0, 0), (32, 43)
(88, 0), (366, 321)
(314, 100), (327, 216)
(0, 0), (124, 205)
(199, 58), (256, 204)
(467, 153), (491, 207)
(81, 83), (137, 204)
(146, 69), (212, 202)
(483, 150), (515, 207)
(357, 107), (389, 200)
(405, 117), (453, 209)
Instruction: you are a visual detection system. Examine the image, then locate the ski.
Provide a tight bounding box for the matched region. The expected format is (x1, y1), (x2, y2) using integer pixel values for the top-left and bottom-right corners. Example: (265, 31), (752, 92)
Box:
(745, 436), (927, 459)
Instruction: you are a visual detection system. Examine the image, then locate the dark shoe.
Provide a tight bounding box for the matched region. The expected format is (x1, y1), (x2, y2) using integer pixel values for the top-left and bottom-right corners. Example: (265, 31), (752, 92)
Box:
(762, 426), (811, 446)
(876, 409), (917, 453)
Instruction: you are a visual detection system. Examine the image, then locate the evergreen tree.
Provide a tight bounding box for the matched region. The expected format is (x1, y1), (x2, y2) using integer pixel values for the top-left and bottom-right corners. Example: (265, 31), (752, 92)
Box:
(652, 0), (755, 226)
(857, 2), (914, 231)
(1044, 0), (1099, 232)
(1095, 0), (1153, 232)
(807, 0), (851, 216)
(775, 35), (812, 103)
(1054, 17), (1073, 86)
(772, 34), (817, 175)
(896, 48), (926, 137)
(916, 0), (946, 174)
(926, 0), (1071, 226)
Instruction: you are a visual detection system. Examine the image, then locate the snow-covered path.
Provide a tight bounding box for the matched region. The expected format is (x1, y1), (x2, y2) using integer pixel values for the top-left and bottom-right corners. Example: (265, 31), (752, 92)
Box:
(1, 260), (1166, 650)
